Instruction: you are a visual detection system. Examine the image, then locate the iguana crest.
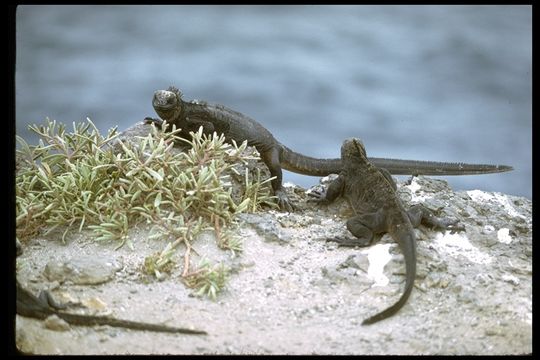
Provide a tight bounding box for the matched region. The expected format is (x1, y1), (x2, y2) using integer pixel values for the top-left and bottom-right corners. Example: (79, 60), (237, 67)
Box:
(166, 86), (183, 100)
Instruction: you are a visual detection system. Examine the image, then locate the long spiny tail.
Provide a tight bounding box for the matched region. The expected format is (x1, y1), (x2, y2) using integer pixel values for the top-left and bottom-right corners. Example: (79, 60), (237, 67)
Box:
(56, 312), (207, 334)
(368, 157), (513, 175)
(280, 145), (512, 176)
(362, 227), (416, 325)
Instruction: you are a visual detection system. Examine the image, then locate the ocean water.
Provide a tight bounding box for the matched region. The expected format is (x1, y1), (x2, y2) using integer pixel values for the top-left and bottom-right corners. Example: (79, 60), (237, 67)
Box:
(16, 5), (532, 198)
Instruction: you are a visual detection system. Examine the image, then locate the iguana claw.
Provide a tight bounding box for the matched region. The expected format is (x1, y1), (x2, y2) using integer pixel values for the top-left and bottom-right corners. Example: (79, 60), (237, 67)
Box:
(275, 189), (296, 212)
(327, 236), (371, 247)
(306, 189), (329, 204)
(144, 117), (163, 128)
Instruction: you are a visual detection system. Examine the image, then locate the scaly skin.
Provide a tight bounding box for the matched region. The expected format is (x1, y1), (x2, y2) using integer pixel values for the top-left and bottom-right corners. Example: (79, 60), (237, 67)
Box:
(145, 86), (513, 211)
(309, 138), (463, 325)
(16, 281), (207, 334)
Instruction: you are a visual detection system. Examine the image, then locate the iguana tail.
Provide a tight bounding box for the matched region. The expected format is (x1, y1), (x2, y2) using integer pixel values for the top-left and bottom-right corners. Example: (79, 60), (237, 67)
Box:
(280, 145), (513, 176)
(362, 227), (417, 326)
(367, 157), (513, 175)
(56, 312), (207, 334)
(280, 146), (342, 176)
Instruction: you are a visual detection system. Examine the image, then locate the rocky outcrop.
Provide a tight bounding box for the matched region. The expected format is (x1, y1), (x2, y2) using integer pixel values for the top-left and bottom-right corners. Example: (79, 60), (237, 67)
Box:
(15, 122), (531, 355)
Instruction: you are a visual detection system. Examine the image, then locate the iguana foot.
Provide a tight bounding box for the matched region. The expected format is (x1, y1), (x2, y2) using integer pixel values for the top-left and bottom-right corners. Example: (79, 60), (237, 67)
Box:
(144, 117), (163, 128)
(425, 216), (464, 233)
(408, 204), (465, 234)
(306, 188), (330, 205)
(327, 236), (371, 247)
(275, 189), (296, 212)
(442, 221), (466, 234)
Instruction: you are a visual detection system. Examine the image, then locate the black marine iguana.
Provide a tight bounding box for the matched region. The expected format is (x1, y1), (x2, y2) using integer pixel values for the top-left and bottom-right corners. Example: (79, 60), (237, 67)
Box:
(309, 138), (463, 325)
(145, 86), (513, 211)
(16, 281), (207, 334)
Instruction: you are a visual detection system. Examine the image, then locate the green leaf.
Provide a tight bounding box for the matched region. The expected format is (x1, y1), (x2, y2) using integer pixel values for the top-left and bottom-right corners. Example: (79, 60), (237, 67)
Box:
(146, 168), (163, 182)
(154, 192), (162, 208)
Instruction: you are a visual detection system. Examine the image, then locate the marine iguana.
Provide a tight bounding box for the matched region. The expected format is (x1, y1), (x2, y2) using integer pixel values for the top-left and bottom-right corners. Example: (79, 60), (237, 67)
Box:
(16, 281), (207, 334)
(145, 86), (513, 211)
(308, 138), (463, 325)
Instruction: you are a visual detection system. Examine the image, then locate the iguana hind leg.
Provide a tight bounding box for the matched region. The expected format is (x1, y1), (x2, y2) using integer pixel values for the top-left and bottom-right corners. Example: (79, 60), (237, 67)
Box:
(261, 147), (297, 212)
(329, 209), (387, 247)
(407, 204), (464, 233)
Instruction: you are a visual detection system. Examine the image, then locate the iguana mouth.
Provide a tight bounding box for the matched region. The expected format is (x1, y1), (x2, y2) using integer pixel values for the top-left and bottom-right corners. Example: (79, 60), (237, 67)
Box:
(153, 103), (175, 110)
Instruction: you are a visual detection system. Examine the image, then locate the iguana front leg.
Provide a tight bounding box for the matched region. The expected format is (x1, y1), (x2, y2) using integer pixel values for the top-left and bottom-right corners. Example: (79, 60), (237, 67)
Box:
(307, 174), (346, 205)
(144, 117), (164, 128)
(261, 147), (296, 212)
(379, 168), (397, 190)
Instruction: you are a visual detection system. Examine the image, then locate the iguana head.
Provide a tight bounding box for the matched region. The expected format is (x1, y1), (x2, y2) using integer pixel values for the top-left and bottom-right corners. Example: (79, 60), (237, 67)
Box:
(341, 138), (368, 163)
(152, 86), (184, 121)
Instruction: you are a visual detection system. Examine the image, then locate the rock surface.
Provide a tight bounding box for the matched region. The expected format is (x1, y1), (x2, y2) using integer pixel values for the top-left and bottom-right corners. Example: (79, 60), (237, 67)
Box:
(15, 122), (532, 355)
(43, 256), (123, 285)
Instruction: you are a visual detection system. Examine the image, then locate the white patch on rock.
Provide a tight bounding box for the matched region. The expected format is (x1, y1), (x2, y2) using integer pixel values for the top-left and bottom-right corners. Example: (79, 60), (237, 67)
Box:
(361, 243), (393, 287)
(467, 190), (525, 219)
(497, 228), (512, 244)
(406, 177), (432, 202)
(467, 189), (494, 203)
(502, 274), (520, 286)
(406, 178), (422, 193)
(493, 193), (525, 219)
(433, 232), (493, 265)
(319, 174), (339, 185)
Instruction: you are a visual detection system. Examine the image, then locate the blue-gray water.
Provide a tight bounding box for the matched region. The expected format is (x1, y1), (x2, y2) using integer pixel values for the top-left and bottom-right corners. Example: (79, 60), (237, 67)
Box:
(16, 5), (532, 198)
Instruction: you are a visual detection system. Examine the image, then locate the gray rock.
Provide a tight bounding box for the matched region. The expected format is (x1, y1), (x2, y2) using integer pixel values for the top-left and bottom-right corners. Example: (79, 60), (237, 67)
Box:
(43, 256), (123, 285)
(338, 254), (369, 273)
(237, 213), (291, 244)
(277, 213), (319, 228)
(43, 315), (71, 331)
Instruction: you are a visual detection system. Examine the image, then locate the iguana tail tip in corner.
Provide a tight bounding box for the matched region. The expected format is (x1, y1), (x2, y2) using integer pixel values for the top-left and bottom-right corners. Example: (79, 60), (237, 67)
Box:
(16, 280), (207, 335)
